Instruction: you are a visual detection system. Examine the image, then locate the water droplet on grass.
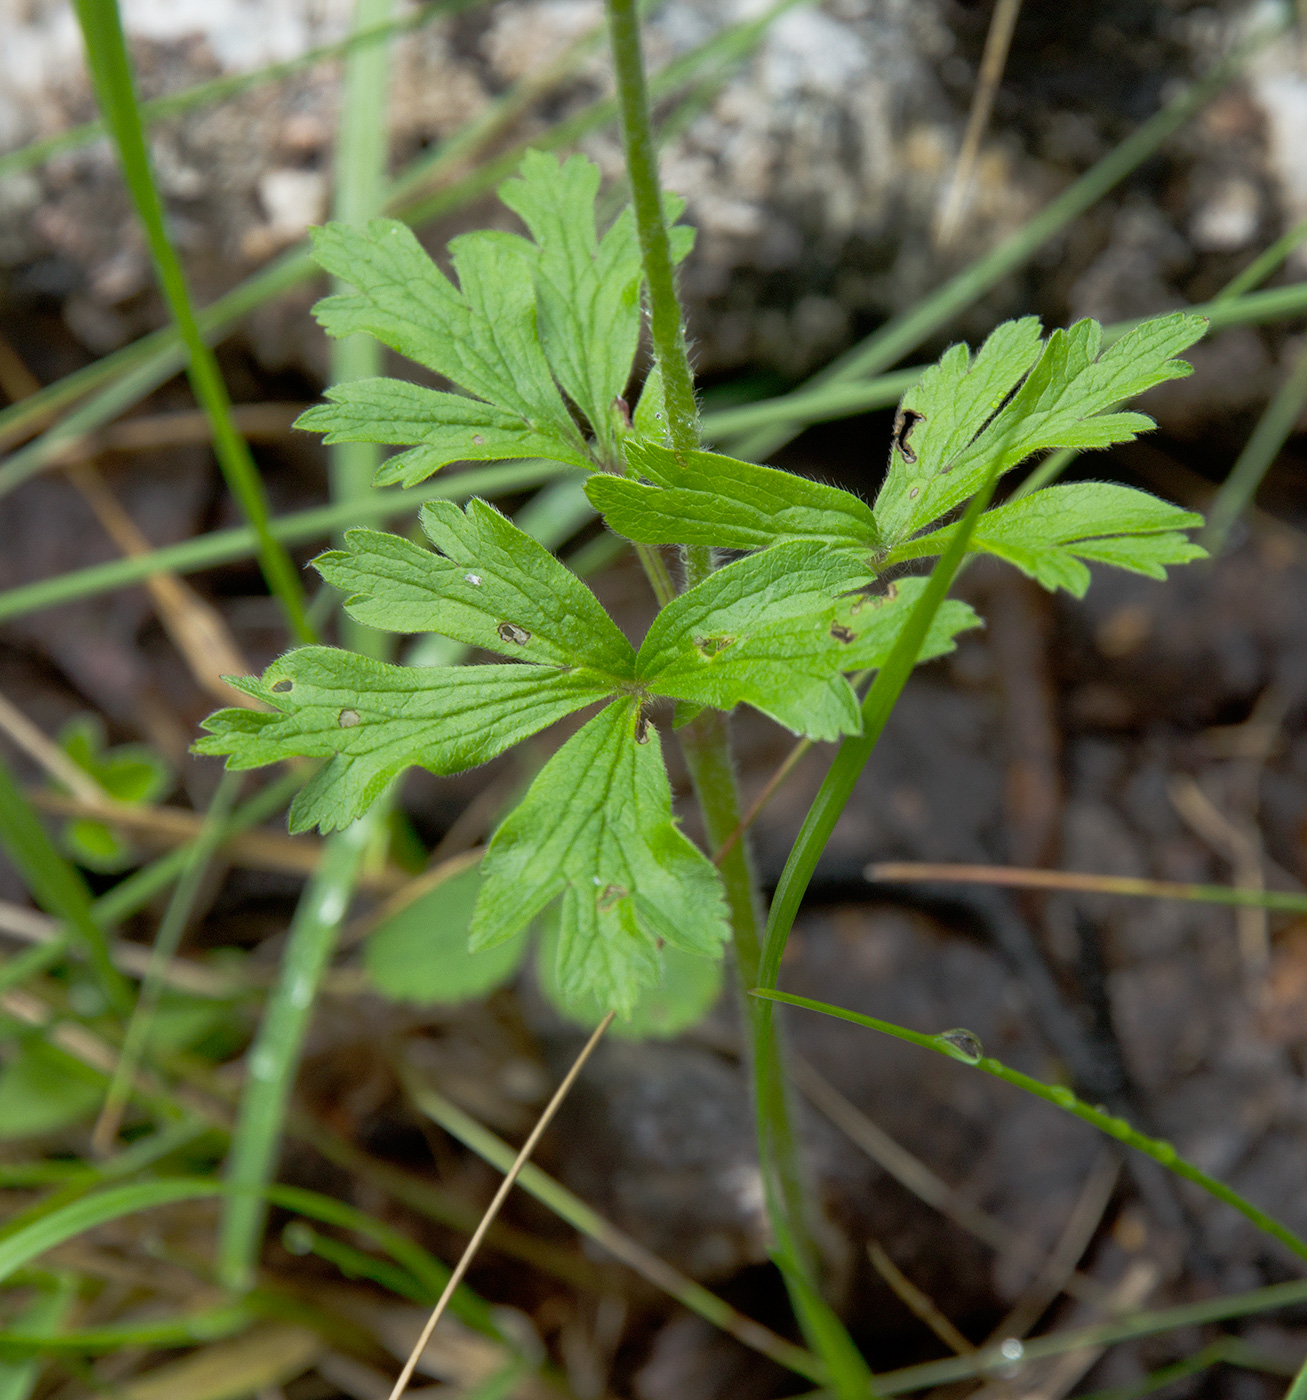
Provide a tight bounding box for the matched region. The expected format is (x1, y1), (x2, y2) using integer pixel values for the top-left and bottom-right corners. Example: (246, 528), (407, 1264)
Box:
(937, 1027), (983, 1063)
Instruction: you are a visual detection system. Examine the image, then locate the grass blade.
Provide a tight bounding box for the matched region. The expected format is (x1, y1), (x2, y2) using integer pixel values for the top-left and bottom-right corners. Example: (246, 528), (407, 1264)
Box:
(865, 861), (1307, 914)
(0, 1304), (252, 1357)
(71, 0), (313, 641)
(0, 1271), (77, 1400)
(1216, 215), (1307, 301)
(753, 988), (1307, 1267)
(0, 459), (578, 623)
(1203, 339), (1307, 551)
(0, 1178), (221, 1284)
(0, 751), (131, 1013)
(91, 770), (245, 1153)
(217, 815), (374, 1290)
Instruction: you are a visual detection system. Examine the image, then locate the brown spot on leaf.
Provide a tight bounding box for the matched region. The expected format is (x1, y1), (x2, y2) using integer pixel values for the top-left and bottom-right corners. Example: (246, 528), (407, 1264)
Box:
(830, 623), (856, 644)
(497, 622), (531, 645)
(892, 407), (924, 464)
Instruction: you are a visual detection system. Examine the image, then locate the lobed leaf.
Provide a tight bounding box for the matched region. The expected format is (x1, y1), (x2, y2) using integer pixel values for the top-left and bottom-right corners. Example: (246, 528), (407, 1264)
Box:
(308, 219), (585, 476)
(872, 317), (1044, 543)
(588, 439), (879, 553)
(895, 482), (1207, 596)
(499, 152), (694, 457)
(294, 378), (591, 488)
(874, 312), (1207, 544)
(194, 647), (612, 833)
(315, 498), (636, 675)
(636, 543), (979, 741)
(470, 699), (729, 1015)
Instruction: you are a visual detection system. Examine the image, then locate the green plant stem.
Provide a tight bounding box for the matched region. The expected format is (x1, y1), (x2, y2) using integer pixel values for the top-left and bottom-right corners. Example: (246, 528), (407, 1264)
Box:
(71, 0), (313, 643)
(742, 464), (1001, 1377)
(0, 751), (131, 1014)
(755, 988), (1307, 1266)
(1287, 1351), (1307, 1400)
(1204, 339), (1307, 552)
(732, 14), (1287, 461)
(217, 816), (374, 1290)
(606, 0), (699, 455)
(332, 0), (395, 662)
(92, 771), (244, 1153)
(605, 6), (868, 1392)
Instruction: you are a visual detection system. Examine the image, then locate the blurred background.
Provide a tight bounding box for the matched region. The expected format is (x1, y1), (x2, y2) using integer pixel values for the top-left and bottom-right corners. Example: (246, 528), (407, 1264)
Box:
(1, 1), (1307, 1398)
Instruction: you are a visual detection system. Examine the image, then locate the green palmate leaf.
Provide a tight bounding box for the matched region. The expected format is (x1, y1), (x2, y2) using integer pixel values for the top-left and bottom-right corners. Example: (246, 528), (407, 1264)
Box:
(365, 863), (530, 1005)
(308, 218), (587, 465)
(535, 907), (723, 1039)
(896, 482), (1208, 595)
(194, 648), (612, 833)
(471, 699), (729, 1014)
(872, 316), (1045, 543)
(636, 542), (979, 741)
(295, 378), (592, 489)
(500, 151), (693, 457)
(875, 312), (1207, 544)
(316, 498), (636, 675)
(588, 439), (879, 552)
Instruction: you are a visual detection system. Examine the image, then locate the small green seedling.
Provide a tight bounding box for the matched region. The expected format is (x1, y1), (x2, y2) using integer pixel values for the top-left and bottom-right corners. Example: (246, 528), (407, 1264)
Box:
(195, 150), (1207, 1018)
(56, 715), (172, 871)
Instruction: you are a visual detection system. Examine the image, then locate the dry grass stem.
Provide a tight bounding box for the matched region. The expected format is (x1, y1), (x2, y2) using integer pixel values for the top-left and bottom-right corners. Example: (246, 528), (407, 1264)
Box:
(934, 0), (1024, 247)
(386, 1011), (615, 1400)
(868, 1239), (976, 1354)
(28, 787), (410, 890)
(0, 688), (109, 802)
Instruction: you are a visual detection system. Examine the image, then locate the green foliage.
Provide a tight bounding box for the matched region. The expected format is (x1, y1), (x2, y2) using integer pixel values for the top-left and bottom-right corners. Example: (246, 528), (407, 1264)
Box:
(536, 909), (724, 1038)
(365, 863), (530, 1004)
(198, 150), (1210, 1019)
(56, 715), (171, 871)
(296, 151), (694, 487)
(0, 1039), (104, 1141)
(471, 698), (728, 1014)
(593, 313), (1209, 596)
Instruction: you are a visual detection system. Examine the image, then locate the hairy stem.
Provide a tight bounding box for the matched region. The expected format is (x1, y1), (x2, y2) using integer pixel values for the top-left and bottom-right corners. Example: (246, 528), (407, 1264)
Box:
(604, 6), (868, 1390)
(606, 0), (698, 455)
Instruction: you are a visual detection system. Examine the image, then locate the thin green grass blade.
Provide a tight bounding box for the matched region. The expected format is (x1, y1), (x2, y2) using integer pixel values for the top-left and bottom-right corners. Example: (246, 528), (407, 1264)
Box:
(266, 1183), (498, 1334)
(0, 1271), (77, 1400)
(754, 988), (1307, 1267)
(0, 751), (131, 1012)
(0, 1), (465, 183)
(1203, 340), (1307, 551)
(0, 1178), (221, 1284)
(1216, 215), (1307, 301)
(94, 771), (244, 1150)
(0, 459), (577, 622)
(217, 816), (374, 1290)
(71, 0), (313, 641)
(865, 1281), (1307, 1395)
(0, 1303), (252, 1357)
(731, 15), (1288, 460)
(1287, 1352), (1307, 1400)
